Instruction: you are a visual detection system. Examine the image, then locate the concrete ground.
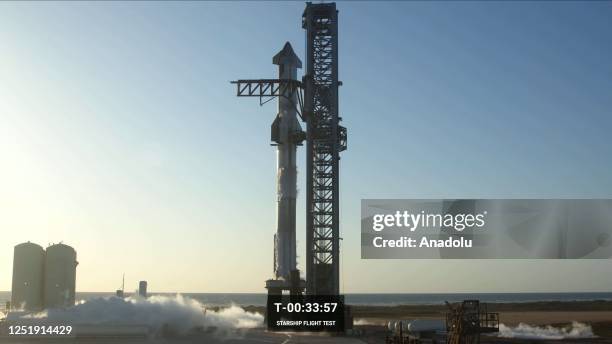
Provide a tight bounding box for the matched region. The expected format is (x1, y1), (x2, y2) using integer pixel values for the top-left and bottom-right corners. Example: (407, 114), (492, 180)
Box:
(0, 328), (369, 344)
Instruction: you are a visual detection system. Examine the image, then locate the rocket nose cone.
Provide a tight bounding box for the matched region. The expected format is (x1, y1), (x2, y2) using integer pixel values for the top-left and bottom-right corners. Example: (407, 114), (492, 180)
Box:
(273, 42), (302, 68)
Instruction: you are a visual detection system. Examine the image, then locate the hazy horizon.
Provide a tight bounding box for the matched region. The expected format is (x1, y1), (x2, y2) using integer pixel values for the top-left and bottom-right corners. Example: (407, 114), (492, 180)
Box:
(2, 1), (612, 293)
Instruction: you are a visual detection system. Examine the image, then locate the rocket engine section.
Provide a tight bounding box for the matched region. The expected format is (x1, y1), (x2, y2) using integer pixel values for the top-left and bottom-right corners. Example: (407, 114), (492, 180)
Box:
(271, 42), (304, 281)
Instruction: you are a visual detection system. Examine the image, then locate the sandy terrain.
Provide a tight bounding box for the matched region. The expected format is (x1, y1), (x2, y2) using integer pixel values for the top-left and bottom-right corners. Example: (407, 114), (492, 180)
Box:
(498, 311), (612, 326)
(354, 311), (612, 326)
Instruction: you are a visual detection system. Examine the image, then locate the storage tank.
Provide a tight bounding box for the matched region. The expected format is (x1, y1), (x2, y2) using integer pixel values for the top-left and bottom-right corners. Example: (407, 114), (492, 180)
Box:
(405, 319), (446, 333)
(44, 243), (78, 309)
(138, 281), (147, 298)
(390, 319), (446, 335)
(11, 242), (45, 311)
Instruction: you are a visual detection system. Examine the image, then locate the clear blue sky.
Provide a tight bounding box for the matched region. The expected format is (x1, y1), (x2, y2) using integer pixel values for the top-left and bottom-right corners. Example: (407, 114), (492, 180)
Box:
(1, 1), (611, 293)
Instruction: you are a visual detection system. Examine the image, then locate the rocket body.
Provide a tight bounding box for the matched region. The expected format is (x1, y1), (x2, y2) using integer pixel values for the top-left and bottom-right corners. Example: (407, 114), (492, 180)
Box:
(271, 43), (303, 280)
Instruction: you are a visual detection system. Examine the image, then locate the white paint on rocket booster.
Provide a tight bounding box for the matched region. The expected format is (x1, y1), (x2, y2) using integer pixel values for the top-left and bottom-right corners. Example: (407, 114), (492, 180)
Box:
(271, 42), (303, 280)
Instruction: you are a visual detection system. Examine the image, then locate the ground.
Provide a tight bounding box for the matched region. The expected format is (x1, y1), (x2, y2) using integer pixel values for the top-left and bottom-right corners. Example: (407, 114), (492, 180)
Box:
(2, 301), (612, 343)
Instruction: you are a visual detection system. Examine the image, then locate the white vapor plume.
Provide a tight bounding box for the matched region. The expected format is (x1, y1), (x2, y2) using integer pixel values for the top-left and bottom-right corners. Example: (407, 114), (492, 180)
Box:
(16, 295), (263, 335)
(498, 322), (595, 340)
(353, 318), (381, 326)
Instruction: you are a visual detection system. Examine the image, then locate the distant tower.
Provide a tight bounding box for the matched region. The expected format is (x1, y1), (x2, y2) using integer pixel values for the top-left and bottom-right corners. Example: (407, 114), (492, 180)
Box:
(44, 243), (78, 309)
(11, 242), (45, 311)
(138, 281), (147, 298)
(116, 273), (125, 298)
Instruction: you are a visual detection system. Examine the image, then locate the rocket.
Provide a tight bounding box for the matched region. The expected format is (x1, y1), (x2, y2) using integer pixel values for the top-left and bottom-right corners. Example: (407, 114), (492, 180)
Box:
(271, 42), (304, 281)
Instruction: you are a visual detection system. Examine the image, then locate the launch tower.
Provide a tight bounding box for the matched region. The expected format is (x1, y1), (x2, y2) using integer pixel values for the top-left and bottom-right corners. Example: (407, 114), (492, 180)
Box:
(232, 2), (345, 298)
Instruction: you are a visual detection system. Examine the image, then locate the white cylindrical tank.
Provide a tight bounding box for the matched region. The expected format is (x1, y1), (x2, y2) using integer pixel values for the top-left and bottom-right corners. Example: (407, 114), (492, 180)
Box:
(406, 319), (446, 332)
(44, 243), (78, 309)
(389, 319), (446, 334)
(11, 242), (45, 311)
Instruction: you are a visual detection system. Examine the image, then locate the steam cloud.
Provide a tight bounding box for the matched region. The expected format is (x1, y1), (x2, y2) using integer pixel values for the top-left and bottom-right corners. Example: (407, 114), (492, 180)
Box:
(353, 318), (380, 326)
(498, 322), (595, 340)
(17, 295), (263, 335)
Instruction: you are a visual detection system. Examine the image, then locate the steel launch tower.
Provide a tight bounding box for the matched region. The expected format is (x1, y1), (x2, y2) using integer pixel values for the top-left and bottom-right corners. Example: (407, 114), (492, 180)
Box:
(232, 2), (344, 297)
(303, 2), (345, 296)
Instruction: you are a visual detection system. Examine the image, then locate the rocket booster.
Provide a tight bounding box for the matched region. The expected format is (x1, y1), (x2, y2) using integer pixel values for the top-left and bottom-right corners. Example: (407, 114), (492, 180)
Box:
(271, 42), (303, 280)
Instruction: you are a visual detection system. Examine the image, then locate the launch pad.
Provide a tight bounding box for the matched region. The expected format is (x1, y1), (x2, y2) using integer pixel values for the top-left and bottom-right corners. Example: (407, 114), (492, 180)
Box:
(232, 2), (347, 331)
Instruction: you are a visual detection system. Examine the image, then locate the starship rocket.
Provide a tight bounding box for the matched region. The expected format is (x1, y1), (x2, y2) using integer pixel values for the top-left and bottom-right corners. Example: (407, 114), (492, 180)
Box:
(271, 42), (304, 281)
